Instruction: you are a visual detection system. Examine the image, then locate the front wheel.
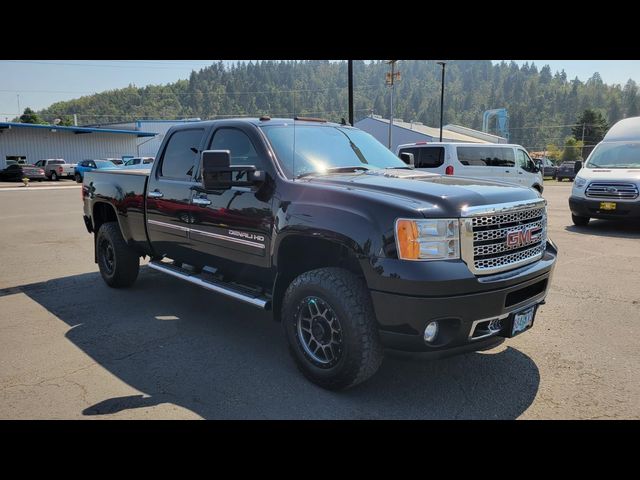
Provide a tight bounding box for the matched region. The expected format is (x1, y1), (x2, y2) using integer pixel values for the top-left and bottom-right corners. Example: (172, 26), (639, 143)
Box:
(572, 214), (590, 226)
(51, 171), (58, 181)
(75, 173), (82, 183)
(96, 222), (140, 288)
(282, 267), (383, 390)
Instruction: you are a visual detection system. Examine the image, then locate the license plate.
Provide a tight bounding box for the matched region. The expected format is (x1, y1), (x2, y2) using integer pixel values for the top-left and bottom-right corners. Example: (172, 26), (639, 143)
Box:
(600, 202), (617, 210)
(511, 306), (535, 336)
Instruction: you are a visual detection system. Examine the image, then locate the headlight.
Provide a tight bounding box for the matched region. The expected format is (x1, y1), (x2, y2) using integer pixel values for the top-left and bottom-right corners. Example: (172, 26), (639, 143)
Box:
(395, 218), (460, 261)
(574, 177), (587, 188)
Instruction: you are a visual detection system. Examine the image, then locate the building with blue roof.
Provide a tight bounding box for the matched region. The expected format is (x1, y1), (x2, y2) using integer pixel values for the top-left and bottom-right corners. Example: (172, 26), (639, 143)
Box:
(0, 122), (157, 169)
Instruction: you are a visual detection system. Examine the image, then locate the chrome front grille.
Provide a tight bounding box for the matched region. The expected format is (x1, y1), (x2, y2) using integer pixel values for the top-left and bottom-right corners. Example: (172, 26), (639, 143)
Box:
(460, 199), (547, 275)
(585, 182), (639, 199)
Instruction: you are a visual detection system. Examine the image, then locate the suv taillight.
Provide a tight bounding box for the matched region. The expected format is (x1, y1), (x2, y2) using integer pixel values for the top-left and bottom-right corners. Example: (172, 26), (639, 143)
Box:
(445, 165), (454, 175)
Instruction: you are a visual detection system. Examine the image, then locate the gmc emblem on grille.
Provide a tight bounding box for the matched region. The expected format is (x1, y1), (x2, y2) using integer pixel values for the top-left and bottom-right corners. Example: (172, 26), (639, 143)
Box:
(506, 226), (540, 248)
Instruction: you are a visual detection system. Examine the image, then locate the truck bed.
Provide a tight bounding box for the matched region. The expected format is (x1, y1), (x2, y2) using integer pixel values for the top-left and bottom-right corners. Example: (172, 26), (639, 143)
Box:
(83, 168), (151, 253)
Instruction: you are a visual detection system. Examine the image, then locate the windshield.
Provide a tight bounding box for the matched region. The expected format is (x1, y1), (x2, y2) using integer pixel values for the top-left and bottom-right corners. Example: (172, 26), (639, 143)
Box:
(94, 160), (116, 168)
(261, 124), (407, 178)
(585, 142), (640, 169)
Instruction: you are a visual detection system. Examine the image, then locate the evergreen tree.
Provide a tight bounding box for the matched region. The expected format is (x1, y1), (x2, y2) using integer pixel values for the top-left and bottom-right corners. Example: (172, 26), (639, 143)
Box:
(572, 109), (609, 157)
(19, 107), (46, 124)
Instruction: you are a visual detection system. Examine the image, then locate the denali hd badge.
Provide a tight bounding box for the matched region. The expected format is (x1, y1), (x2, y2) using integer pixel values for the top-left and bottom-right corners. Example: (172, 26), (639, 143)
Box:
(228, 230), (265, 242)
(506, 226), (541, 248)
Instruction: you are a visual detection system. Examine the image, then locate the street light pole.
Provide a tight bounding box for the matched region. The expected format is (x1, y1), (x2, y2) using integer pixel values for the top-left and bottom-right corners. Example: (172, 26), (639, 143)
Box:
(348, 60), (354, 126)
(386, 60), (399, 149)
(437, 61), (446, 142)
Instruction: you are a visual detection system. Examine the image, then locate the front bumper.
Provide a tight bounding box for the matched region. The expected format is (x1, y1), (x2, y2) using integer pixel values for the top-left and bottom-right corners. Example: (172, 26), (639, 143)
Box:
(569, 196), (640, 219)
(365, 245), (557, 352)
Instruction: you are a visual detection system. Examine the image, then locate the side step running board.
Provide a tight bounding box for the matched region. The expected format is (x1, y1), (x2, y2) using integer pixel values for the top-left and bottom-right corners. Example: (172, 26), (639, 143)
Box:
(148, 261), (270, 310)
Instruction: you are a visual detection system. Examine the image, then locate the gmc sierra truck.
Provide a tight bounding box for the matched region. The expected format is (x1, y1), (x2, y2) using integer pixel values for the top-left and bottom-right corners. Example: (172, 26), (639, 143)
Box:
(82, 117), (557, 390)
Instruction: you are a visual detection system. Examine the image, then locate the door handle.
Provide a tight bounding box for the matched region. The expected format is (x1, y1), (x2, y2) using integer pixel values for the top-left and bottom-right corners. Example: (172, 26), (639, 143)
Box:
(148, 190), (163, 198)
(518, 171), (524, 175)
(505, 170), (510, 173)
(192, 197), (211, 206)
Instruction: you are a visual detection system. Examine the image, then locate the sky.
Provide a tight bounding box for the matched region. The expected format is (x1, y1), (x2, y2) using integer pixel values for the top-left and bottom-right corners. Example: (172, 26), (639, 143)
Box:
(2, 60), (640, 121)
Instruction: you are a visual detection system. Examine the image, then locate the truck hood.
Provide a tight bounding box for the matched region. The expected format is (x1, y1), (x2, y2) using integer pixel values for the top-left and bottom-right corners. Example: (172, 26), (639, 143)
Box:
(576, 168), (640, 182)
(301, 169), (540, 217)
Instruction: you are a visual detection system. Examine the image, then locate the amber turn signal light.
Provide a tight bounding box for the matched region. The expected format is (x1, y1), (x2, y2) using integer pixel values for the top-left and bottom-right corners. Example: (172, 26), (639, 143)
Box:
(396, 219), (420, 260)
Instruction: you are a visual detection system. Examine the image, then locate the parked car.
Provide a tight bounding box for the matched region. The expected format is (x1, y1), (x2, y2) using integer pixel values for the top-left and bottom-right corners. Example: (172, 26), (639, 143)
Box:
(555, 161), (578, 181)
(569, 116), (640, 226)
(535, 157), (557, 178)
(33, 159), (77, 181)
(74, 159), (118, 183)
(120, 157), (154, 169)
(107, 158), (124, 166)
(82, 118), (557, 390)
(396, 142), (544, 193)
(0, 164), (46, 181)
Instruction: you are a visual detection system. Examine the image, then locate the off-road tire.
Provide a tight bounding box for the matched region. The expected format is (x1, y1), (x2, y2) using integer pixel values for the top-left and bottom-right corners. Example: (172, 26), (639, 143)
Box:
(96, 221), (139, 288)
(282, 267), (383, 390)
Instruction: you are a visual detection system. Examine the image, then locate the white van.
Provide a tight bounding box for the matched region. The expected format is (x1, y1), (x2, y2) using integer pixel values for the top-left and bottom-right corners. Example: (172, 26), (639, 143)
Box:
(395, 142), (544, 192)
(569, 116), (640, 226)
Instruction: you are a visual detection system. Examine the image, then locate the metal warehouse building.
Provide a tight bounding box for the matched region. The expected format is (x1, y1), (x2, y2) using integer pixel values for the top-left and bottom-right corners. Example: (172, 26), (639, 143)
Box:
(90, 119), (202, 157)
(355, 115), (506, 152)
(0, 122), (156, 169)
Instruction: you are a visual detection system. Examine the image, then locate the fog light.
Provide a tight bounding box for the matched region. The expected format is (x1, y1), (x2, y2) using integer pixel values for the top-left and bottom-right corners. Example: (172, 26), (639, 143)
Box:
(424, 321), (439, 343)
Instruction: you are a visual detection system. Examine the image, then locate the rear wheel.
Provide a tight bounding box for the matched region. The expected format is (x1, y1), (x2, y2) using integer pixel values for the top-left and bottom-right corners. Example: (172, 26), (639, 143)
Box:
(282, 267), (383, 390)
(75, 173), (82, 183)
(96, 222), (140, 288)
(572, 214), (590, 226)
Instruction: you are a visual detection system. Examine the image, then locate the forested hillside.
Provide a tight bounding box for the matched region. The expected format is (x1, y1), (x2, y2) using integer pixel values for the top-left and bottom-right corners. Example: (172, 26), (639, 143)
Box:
(35, 60), (640, 151)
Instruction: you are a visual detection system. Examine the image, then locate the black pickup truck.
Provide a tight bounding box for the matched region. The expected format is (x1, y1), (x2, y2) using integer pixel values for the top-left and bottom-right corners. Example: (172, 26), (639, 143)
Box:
(82, 118), (557, 390)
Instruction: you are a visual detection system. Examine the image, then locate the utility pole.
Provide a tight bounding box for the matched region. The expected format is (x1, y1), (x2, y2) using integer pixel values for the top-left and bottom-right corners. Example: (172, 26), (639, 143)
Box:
(16, 94), (20, 117)
(437, 61), (447, 142)
(581, 122), (586, 159)
(348, 60), (354, 126)
(386, 60), (400, 149)
(73, 114), (78, 126)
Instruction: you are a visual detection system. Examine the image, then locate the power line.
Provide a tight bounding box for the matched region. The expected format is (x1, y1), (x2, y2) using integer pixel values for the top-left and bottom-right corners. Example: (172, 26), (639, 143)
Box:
(0, 108), (373, 120)
(0, 60), (219, 70)
(0, 85), (379, 97)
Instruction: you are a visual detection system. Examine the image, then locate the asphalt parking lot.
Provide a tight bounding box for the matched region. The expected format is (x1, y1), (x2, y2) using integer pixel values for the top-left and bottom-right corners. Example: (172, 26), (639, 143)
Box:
(0, 182), (638, 419)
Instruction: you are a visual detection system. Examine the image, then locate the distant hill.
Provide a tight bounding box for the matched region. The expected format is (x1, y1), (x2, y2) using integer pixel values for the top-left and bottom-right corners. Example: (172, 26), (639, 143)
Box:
(36, 60), (639, 151)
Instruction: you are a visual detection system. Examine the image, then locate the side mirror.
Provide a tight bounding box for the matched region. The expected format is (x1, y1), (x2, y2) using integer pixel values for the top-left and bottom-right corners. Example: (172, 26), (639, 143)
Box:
(574, 160), (583, 173)
(201, 150), (265, 190)
(532, 161), (541, 173)
(399, 152), (415, 167)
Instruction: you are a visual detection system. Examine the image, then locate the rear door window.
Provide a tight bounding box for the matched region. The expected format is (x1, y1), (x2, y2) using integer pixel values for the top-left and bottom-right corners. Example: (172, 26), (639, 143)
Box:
(160, 129), (204, 180)
(457, 146), (515, 167)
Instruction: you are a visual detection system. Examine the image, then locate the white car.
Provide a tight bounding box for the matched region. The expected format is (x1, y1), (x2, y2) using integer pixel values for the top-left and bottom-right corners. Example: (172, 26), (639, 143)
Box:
(120, 157), (154, 169)
(569, 116), (640, 226)
(396, 142), (544, 193)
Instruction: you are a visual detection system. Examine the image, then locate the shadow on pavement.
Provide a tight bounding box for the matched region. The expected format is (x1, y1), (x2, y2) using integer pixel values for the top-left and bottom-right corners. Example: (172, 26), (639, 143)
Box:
(565, 219), (640, 239)
(15, 267), (541, 419)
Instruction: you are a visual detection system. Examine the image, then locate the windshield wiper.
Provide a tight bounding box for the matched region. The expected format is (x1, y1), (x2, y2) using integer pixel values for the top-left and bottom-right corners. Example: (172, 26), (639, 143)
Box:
(296, 166), (370, 179)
